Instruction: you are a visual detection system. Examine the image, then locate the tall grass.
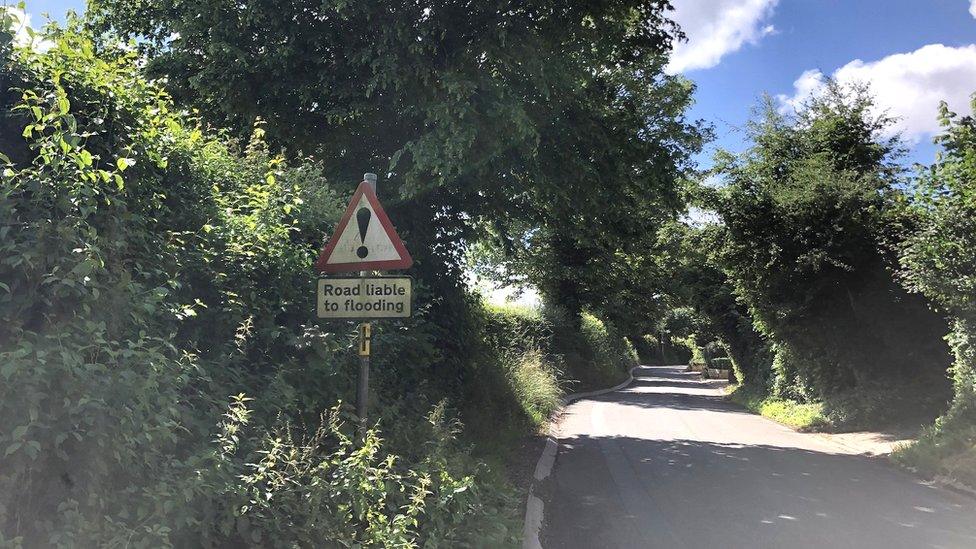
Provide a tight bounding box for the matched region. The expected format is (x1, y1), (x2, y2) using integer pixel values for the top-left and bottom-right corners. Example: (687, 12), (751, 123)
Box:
(506, 348), (564, 427)
(893, 408), (976, 488)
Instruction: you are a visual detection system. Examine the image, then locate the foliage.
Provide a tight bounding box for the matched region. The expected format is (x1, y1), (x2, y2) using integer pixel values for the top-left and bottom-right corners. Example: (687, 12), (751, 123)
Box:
(476, 304), (564, 431)
(91, 0), (709, 344)
(713, 85), (950, 405)
(0, 18), (525, 547)
(648, 220), (771, 381)
(563, 313), (637, 390)
(0, 16), (640, 547)
(202, 399), (517, 548)
(727, 385), (827, 431)
(710, 357), (732, 370)
(505, 348), (564, 427)
(894, 95), (976, 485)
(479, 303), (639, 422)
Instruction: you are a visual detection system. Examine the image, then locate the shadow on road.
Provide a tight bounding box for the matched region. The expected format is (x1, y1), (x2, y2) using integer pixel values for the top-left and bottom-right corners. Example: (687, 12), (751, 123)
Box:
(542, 366), (976, 549)
(545, 434), (976, 549)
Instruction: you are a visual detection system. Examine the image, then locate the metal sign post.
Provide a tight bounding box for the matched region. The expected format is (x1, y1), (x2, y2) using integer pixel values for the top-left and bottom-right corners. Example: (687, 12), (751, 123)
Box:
(357, 314), (370, 437)
(356, 173), (377, 439)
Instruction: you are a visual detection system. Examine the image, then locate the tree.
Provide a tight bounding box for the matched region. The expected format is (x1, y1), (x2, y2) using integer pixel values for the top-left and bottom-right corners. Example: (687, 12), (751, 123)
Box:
(0, 16), (520, 545)
(713, 85), (950, 404)
(91, 0), (708, 330)
(900, 96), (976, 430)
(654, 220), (771, 384)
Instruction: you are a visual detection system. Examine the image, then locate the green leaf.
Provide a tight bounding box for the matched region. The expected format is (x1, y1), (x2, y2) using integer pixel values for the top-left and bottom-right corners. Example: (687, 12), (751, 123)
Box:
(25, 440), (40, 460)
(79, 149), (93, 166)
(1, 361), (16, 380)
(117, 158), (131, 171)
(73, 259), (95, 278)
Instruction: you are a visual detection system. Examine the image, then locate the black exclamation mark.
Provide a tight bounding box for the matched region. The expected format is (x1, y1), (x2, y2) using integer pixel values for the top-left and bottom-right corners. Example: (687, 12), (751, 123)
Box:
(356, 207), (371, 258)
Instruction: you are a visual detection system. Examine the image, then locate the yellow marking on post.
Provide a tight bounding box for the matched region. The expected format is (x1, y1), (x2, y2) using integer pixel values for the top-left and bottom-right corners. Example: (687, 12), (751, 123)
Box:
(359, 322), (371, 356)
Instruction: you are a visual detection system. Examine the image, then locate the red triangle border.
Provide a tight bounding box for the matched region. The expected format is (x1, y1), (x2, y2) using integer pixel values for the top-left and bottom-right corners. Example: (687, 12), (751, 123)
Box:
(314, 181), (414, 273)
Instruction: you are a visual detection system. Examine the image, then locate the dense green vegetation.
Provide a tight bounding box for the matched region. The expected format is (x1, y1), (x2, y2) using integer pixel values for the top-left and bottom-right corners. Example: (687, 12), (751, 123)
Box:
(727, 386), (827, 430)
(661, 87), (975, 482)
(89, 0), (708, 347)
(0, 7), (649, 546)
(893, 98), (976, 487)
(664, 87), (951, 430)
(3, 0), (976, 544)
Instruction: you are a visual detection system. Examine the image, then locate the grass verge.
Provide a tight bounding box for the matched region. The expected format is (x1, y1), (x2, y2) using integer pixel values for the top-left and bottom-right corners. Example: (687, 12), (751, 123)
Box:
(726, 384), (827, 430)
(891, 413), (976, 490)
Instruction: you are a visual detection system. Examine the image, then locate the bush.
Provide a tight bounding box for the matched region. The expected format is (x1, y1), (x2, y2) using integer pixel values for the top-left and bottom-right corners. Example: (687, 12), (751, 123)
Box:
(711, 357), (732, 371)
(715, 86), (950, 406)
(728, 385), (827, 430)
(482, 304), (563, 427)
(0, 20), (521, 547)
(895, 97), (976, 486)
(506, 349), (564, 425)
(566, 313), (636, 390)
(655, 222), (773, 385)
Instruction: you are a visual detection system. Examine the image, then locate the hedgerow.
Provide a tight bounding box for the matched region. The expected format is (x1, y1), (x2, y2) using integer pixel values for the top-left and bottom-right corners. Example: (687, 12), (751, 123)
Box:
(894, 97), (976, 486)
(0, 18), (524, 547)
(0, 14), (642, 545)
(712, 86), (951, 419)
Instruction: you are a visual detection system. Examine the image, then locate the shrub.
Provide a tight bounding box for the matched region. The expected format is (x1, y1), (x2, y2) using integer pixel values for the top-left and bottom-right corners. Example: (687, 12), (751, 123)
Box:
(655, 221), (773, 385)
(711, 357), (732, 370)
(482, 303), (564, 426)
(567, 313), (637, 389)
(0, 19), (520, 547)
(715, 86), (950, 404)
(507, 349), (564, 425)
(895, 97), (976, 485)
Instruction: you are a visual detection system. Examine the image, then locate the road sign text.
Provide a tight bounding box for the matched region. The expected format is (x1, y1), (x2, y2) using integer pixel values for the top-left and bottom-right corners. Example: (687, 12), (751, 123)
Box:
(317, 277), (412, 319)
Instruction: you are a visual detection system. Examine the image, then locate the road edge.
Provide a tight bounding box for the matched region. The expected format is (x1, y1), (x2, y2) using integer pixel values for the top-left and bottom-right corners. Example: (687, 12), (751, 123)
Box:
(719, 384), (976, 501)
(521, 365), (640, 549)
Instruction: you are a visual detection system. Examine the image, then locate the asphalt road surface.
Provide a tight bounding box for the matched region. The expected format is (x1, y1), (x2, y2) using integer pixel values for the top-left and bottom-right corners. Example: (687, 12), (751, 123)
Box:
(541, 365), (976, 549)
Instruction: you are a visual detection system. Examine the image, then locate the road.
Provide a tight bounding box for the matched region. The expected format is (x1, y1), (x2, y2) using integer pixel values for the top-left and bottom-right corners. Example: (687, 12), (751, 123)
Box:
(540, 366), (976, 549)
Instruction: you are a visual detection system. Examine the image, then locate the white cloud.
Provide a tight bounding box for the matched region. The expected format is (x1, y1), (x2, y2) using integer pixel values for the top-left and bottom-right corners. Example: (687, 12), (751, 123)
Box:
(3, 7), (33, 46)
(2, 7), (52, 52)
(970, 0), (976, 19)
(777, 44), (976, 142)
(666, 0), (778, 74)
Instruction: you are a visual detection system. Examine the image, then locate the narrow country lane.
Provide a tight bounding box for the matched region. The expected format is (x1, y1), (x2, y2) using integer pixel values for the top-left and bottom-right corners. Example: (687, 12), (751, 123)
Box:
(541, 366), (976, 549)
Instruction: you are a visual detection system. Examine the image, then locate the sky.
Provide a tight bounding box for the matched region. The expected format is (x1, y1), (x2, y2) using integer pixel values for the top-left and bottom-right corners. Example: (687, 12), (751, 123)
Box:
(669, 0), (976, 167)
(10, 0), (976, 304)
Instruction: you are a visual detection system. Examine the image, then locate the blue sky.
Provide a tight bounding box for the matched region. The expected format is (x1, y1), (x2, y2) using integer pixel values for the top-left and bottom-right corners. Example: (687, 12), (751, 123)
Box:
(670, 0), (976, 167)
(15, 0), (976, 167)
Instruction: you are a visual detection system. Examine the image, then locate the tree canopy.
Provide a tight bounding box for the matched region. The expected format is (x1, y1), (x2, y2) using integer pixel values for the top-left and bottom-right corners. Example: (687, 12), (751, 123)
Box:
(91, 0), (708, 323)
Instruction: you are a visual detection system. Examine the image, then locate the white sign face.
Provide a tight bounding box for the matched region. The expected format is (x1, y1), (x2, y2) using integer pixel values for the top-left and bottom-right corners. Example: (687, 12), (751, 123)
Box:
(327, 194), (402, 264)
(317, 277), (412, 319)
(315, 181), (413, 273)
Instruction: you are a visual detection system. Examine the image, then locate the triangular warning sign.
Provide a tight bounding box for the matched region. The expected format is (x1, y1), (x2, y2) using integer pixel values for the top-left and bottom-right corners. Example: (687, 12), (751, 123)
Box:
(315, 180), (413, 273)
